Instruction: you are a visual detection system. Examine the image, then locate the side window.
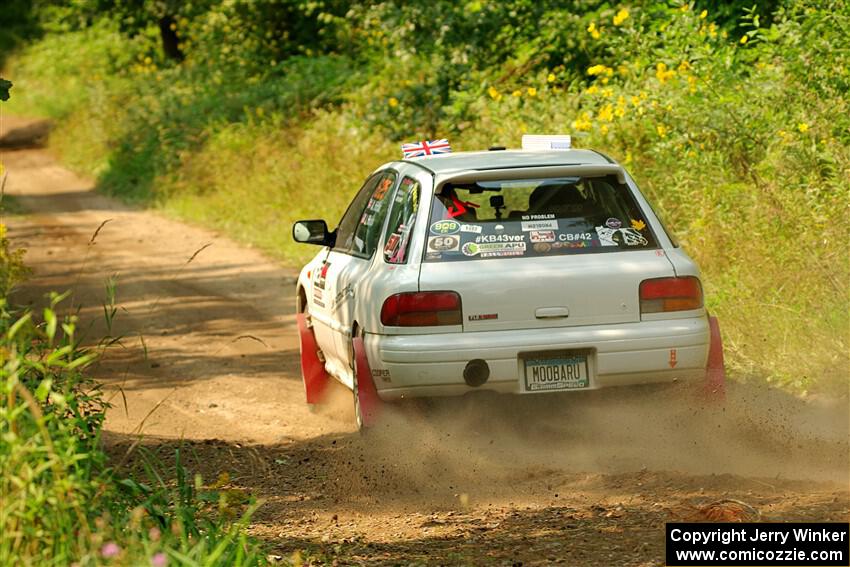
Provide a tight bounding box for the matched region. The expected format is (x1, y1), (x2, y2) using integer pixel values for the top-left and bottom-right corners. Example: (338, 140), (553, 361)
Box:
(334, 174), (382, 252)
(383, 176), (421, 264)
(350, 171), (397, 257)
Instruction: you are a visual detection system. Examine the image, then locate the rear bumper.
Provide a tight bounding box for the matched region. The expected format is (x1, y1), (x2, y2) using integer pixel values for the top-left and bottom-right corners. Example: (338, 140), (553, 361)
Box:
(364, 317), (710, 400)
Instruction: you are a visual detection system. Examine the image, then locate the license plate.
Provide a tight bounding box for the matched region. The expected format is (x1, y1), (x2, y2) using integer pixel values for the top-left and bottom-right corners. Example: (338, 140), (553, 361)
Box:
(523, 353), (589, 392)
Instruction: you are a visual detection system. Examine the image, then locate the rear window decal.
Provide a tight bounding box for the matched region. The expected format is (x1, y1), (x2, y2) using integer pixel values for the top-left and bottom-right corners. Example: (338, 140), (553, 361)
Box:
(428, 235), (460, 252)
(462, 242), (526, 257)
(521, 219), (559, 231)
(430, 220), (460, 234)
(595, 226), (619, 246)
(530, 230), (556, 243)
(426, 175), (658, 262)
(621, 228), (649, 246)
(475, 234), (525, 244)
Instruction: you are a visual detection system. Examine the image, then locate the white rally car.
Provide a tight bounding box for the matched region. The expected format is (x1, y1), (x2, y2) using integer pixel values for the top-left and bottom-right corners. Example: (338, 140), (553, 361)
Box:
(293, 135), (725, 428)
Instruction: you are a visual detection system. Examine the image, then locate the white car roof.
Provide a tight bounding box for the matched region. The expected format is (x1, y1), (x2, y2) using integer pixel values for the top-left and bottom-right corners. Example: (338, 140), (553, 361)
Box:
(400, 149), (613, 175)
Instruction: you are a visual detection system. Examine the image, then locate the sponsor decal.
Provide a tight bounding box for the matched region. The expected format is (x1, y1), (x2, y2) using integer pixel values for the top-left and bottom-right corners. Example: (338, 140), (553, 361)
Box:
(655, 249), (666, 257)
(558, 232), (593, 242)
(463, 242), (526, 257)
(425, 251), (443, 260)
(312, 288), (325, 308)
(384, 233), (401, 256)
(533, 242), (552, 253)
(494, 224), (505, 231)
(530, 230), (556, 243)
(373, 177), (393, 200)
(314, 262), (330, 290)
(605, 217), (622, 229)
(468, 313), (498, 321)
(475, 234), (525, 244)
(631, 218), (646, 231)
(460, 224), (482, 234)
(461, 242), (479, 256)
(331, 283), (354, 312)
(595, 226), (619, 246)
(428, 235), (460, 252)
(521, 219), (559, 231)
(595, 226), (648, 246)
(430, 220), (460, 235)
(620, 227), (648, 246)
(521, 213), (556, 220)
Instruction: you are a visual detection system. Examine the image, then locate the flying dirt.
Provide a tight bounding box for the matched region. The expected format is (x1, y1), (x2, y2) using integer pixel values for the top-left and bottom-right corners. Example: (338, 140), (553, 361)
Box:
(2, 115), (848, 566)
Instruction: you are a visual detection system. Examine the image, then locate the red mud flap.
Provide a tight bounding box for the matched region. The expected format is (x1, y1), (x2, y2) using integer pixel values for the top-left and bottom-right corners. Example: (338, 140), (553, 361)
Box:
(297, 313), (330, 404)
(352, 336), (382, 428)
(704, 315), (727, 401)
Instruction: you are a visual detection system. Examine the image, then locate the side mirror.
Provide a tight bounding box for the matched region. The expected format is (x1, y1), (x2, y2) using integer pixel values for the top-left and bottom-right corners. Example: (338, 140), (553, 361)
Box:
(292, 220), (333, 246)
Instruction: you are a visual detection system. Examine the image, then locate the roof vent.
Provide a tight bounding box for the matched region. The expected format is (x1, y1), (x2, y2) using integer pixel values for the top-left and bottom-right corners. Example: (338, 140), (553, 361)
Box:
(521, 134), (571, 151)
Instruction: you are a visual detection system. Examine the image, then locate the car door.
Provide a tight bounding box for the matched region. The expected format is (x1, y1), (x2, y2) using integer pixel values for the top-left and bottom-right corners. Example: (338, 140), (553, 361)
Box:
(309, 173), (382, 378)
(329, 170), (399, 370)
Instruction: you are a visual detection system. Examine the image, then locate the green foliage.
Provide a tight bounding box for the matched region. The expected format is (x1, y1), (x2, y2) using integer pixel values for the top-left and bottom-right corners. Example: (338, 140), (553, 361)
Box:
(4, 0), (849, 395)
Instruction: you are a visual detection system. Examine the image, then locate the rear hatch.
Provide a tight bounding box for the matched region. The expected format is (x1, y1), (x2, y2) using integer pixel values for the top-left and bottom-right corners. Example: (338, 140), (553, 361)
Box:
(418, 173), (676, 331)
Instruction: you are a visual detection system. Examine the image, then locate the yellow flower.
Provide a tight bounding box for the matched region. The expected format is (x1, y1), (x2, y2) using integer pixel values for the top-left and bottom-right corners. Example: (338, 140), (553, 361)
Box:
(587, 64), (610, 76)
(527, 87), (537, 97)
(687, 75), (698, 93)
(388, 97), (399, 108)
(615, 97), (627, 118)
(600, 124), (609, 134)
(144, 56), (152, 65)
(630, 95), (640, 106)
(708, 23), (717, 38)
(598, 104), (614, 122)
(487, 86), (501, 100)
(601, 87), (613, 98)
(547, 73), (556, 83)
(613, 8), (629, 26)
(797, 122), (809, 133)
(586, 85), (599, 95)
(655, 62), (676, 83)
(678, 60), (691, 72)
(680, 3), (689, 12)
(587, 22), (601, 39)
(512, 89), (522, 97)
(624, 150), (633, 164)
(700, 9), (708, 19)
(656, 124), (668, 137)
(740, 35), (749, 44)
(572, 112), (593, 132)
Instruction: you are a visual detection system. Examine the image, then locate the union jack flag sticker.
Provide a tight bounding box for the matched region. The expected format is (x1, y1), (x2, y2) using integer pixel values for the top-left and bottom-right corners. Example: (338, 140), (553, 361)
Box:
(401, 139), (452, 158)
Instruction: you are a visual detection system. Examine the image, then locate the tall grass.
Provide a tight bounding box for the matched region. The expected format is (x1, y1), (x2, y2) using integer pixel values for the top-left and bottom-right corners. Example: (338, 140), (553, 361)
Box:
(0, 273), (267, 564)
(3, 1), (848, 395)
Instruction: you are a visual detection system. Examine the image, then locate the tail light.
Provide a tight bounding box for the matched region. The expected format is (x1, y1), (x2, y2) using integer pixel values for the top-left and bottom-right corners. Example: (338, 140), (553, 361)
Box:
(640, 276), (703, 313)
(380, 291), (462, 326)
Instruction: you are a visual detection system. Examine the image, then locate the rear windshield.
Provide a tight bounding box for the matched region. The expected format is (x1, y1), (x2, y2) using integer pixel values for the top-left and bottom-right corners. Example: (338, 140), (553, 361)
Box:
(424, 175), (657, 262)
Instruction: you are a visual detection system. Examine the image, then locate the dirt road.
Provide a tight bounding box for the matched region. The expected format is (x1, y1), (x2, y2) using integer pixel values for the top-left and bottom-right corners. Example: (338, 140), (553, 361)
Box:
(2, 115), (848, 565)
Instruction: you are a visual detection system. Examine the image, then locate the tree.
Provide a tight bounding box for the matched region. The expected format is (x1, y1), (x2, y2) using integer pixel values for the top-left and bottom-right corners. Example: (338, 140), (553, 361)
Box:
(0, 78), (11, 102)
